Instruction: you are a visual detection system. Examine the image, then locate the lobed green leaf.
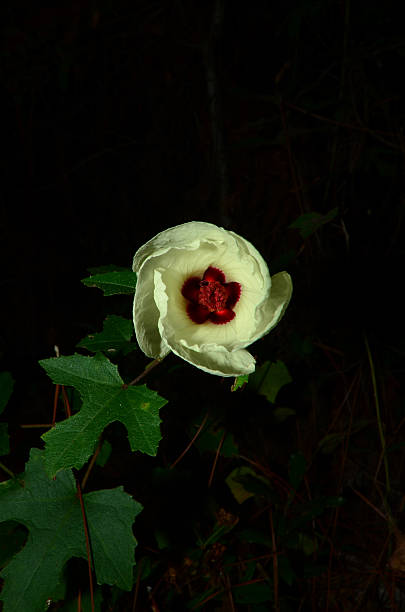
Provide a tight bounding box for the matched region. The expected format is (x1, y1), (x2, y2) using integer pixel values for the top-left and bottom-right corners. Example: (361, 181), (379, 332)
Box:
(225, 466), (271, 504)
(39, 353), (166, 476)
(81, 270), (137, 296)
(0, 449), (142, 612)
(77, 315), (136, 354)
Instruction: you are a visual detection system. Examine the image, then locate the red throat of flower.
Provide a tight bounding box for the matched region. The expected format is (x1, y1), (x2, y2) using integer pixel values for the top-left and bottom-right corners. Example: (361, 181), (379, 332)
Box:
(181, 266), (241, 325)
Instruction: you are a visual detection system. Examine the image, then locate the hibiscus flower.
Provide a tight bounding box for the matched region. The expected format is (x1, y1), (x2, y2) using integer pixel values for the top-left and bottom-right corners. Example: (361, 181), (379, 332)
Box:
(133, 222), (292, 377)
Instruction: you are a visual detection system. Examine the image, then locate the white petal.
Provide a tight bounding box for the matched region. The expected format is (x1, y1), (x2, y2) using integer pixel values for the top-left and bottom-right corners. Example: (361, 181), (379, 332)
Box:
(133, 263), (170, 359)
(228, 230), (270, 290)
(250, 271), (293, 343)
(169, 342), (256, 377)
(133, 222), (232, 273)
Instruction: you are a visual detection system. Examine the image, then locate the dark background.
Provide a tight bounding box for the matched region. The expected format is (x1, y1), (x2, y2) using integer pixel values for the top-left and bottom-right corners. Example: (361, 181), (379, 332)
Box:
(1, 1), (405, 610)
(1, 0), (403, 368)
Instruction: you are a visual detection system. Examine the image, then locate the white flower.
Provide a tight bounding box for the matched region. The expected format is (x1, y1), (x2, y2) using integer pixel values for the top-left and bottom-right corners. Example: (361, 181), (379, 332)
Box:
(132, 222), (292, 377)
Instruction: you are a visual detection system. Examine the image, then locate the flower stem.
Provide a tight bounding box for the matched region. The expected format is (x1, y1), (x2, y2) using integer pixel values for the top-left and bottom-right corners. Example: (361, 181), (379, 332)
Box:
(127, 358), (163, 387)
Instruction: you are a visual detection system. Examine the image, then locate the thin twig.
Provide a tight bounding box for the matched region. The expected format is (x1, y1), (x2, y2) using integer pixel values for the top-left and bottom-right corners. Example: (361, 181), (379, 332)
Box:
(20, 423), (53, 428)
(191, 587), (224, 609)
(364, 334), (391, 495)
(61, 385), (72, 418)
(351, 487), (388, 522)
(170, 412), (209, 469)
(285, 101), (400, 150)
(224, 572), (236, 612)
(0, 461), (15, 478)
(269, 508), (279, 612)
(208, 429), (226, 487)
(132, 558), (143, 612)
(52, 383), (60, 426)
(352, 531), (391, 612)
(307, 372), (359, 468)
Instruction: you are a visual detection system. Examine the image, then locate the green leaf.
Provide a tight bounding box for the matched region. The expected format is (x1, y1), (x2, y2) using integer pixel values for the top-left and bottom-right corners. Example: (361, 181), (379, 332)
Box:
(77, 315), (136, 354)
(318, 419), (372, 454)
(248, 360), (292, 403)
(297, 532), (317, 556)
(199, 525), (231, 549)
(289, 207), (338, 239)
(273, 407), (296, 422)
(39, 353), (167, 476)
(225, 467), (271, 504)
(154, 529), (170, 550)
(0, 449), (142, 612)
(0, 423), (10, 456)
(81, 270), (137, 296)
(241, 561), (256, 582)
(237, 528), (272, 548)
(288, 452), (307, 490)
(290, 496), (345, 530)
(317, 432), (343, 454)
(134, 556), (152, 582)
(195, 424), (238, 458)
(231, 375), (249, 392)
(0, 372), (14, 415)
(233, 582), (272, 604)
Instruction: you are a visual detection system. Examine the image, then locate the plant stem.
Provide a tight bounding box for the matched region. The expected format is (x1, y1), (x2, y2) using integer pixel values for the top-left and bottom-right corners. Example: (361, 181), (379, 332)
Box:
(0, 460), (15, 478)
(76, 480), (95, 612)
(126, 358), (163, 387)
(364, 334), (391, 495)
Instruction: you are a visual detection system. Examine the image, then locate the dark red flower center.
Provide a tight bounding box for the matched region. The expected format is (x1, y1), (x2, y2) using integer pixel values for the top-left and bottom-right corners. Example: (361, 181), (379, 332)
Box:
(181, 266), (241, 325)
